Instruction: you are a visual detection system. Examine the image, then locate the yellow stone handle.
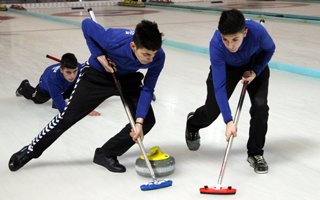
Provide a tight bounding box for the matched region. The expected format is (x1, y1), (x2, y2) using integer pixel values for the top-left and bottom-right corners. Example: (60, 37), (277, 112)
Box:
(139, 146), (170, 161)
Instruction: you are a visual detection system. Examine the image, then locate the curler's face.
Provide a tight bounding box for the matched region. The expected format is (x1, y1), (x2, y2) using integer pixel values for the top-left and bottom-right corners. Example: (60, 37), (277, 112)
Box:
(221, 28), (247, 53)
(130, 41), (157, 65)
(60, 67), (78, 83)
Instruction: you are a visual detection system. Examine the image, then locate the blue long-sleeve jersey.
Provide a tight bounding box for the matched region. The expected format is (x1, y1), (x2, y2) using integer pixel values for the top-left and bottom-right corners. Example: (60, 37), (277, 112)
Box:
(209, 19), (275, 123)
(82, 18), (165, 119)
(38, 63), (82, 113)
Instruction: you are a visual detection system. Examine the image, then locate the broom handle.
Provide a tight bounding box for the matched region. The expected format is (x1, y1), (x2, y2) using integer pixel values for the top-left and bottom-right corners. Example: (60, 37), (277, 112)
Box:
(88, 8), (157, 182)
(217, 81), (248, 186)
(111, 74), (157, 181)
(46, 54), (61, 62)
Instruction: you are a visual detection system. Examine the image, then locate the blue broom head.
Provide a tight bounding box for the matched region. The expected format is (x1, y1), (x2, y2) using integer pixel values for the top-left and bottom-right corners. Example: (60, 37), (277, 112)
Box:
(140, 179), (173, 191)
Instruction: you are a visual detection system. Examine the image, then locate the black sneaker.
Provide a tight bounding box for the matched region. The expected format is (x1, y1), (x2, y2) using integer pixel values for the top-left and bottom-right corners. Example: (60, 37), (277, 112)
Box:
(9, 145), (33, 171)
(185, 112), (200, 151)
(16, 79), (30, 97)
(247, 155), (268, 174)
(93, 148), (126, 173)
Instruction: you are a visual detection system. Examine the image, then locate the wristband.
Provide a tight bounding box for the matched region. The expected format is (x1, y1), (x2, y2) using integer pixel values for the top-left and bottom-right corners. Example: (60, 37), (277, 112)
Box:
(135, 122), (143, 126)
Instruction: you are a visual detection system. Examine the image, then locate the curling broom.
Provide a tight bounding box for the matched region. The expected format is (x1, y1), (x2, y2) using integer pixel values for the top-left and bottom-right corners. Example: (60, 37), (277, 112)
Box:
(200, 81), (248, 195)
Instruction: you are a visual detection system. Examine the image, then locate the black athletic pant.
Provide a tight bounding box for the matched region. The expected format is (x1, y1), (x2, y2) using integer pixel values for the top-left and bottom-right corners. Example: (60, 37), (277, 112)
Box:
(187, 64), (270, 156)
(28, 66), (155, 158)
(20, 83), (73, 105)
(20, 84), (50, 104)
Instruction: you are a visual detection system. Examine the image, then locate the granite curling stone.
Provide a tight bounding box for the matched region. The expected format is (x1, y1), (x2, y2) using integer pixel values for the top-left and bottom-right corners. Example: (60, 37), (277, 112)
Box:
(135, 146), (175, 177)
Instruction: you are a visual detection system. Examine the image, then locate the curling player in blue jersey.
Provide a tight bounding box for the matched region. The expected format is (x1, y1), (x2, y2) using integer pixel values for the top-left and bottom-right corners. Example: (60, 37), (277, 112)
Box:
(9, 19), (165, 173)
(16, 53), (100, 116)
(185, 9), (275, 174)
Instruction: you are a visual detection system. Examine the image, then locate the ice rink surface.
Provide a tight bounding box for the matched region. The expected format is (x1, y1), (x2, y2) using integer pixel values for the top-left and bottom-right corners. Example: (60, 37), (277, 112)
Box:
(1, 1), (320, 199)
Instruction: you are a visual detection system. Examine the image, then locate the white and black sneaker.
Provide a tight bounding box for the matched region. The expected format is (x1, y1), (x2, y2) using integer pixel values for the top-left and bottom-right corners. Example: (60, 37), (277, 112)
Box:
(185, 112), (200, 151)
(16, 79), (30, 97)
(247, 155), (268, 174)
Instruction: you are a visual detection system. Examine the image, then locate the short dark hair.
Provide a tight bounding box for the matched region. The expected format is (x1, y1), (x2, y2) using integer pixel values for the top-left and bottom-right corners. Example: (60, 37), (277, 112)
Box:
(133, 20), (163, 51)
(218, 9), (245, 35)
(61, 53), (78, 69)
